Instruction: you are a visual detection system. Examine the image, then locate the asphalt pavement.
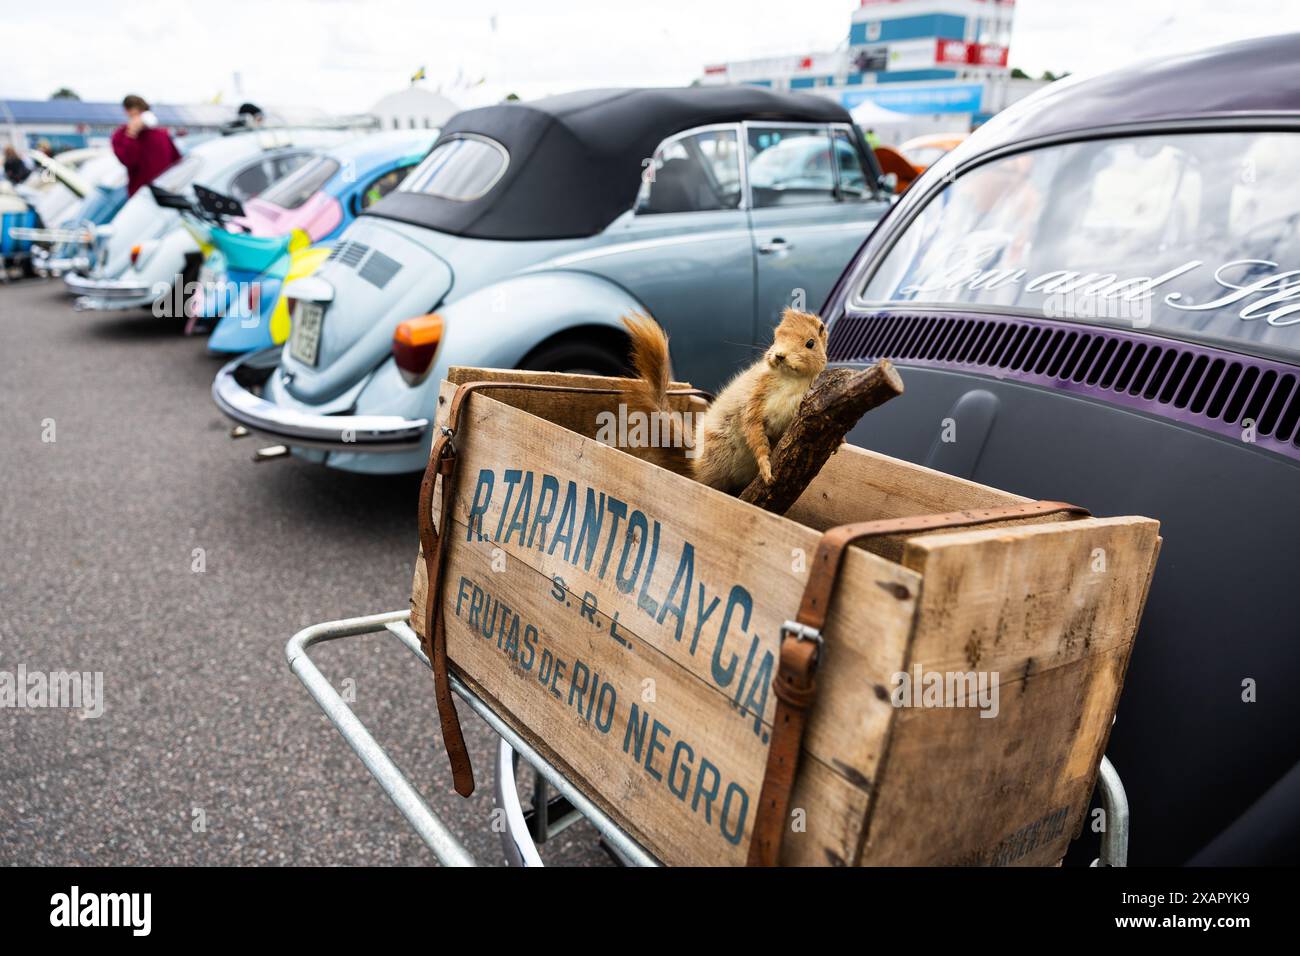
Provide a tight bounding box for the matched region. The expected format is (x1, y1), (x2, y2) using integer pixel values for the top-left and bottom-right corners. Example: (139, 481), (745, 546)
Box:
(0, 278), (610, 866)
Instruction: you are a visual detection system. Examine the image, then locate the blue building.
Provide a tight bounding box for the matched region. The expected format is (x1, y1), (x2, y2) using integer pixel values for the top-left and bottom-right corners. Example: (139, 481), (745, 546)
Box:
(701, 0), (1039, 142)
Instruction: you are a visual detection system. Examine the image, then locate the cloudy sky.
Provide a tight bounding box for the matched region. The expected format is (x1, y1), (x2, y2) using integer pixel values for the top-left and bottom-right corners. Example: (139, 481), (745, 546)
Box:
(3, 0), (1296, 113)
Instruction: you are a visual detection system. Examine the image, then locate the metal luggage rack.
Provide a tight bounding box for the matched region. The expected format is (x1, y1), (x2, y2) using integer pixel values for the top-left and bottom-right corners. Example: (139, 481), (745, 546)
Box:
(288, 610), (1130, 868)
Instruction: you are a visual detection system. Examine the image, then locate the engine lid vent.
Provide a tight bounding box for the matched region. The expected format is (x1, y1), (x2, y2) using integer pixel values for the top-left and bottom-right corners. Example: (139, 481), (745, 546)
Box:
(327, 240), (370, 269)
(829, 311), (1300, 462)
(357, 250), (401, 290)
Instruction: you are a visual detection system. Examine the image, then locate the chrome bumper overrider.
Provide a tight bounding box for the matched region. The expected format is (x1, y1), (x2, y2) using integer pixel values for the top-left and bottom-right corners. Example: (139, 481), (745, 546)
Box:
(212, 350), (429, 453)
(34, 253), (92, 277)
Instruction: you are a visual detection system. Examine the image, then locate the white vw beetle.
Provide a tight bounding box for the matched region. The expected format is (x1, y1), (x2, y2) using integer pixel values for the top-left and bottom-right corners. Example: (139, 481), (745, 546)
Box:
(66, 128), (352, 312)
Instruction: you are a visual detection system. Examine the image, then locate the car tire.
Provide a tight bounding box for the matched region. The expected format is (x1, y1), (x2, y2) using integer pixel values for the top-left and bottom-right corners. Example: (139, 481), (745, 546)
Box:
(520, 339), (629, 377)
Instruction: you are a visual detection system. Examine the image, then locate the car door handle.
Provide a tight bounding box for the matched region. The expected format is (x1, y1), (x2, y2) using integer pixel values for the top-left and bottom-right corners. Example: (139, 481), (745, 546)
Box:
(757, 237), (793, 255)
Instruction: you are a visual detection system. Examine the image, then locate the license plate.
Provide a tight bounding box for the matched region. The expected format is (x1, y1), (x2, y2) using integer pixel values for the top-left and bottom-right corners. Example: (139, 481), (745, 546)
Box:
(290, 301), (324, 366)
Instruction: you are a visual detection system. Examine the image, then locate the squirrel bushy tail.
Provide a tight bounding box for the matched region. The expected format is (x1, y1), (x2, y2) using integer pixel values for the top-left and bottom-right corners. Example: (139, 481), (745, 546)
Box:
(622, 311), (671, 417)
(619, 312), (692, 476)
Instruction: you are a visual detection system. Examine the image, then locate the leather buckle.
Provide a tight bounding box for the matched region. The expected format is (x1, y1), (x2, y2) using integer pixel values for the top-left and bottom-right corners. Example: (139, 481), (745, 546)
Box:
(781, 620), (823, 662)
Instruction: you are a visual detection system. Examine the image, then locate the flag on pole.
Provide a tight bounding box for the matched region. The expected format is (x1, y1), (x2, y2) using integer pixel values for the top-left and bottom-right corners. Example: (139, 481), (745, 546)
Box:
(411, 66), (426, 84)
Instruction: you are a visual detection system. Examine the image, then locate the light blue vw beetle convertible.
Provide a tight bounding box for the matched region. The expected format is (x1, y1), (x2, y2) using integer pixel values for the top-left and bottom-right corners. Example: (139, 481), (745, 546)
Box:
(213, 87), (890, 474)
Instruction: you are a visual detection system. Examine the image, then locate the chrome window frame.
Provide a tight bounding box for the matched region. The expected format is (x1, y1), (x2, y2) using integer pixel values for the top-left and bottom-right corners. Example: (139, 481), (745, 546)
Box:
(633, 122), (749, 214)
(402, 132), (510, 202)
(631, 118), (880, 218)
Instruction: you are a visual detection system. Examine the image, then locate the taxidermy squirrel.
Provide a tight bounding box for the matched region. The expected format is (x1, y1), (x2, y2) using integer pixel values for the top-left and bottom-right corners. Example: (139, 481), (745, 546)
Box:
(621, 309), (828, 493)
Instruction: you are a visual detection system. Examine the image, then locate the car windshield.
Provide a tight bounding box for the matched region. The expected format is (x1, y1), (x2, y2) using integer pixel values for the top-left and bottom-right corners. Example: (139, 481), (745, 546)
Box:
(257, 157), (340, 209)
(859, 131), (1300, 363)
(399, 135), (508, 201)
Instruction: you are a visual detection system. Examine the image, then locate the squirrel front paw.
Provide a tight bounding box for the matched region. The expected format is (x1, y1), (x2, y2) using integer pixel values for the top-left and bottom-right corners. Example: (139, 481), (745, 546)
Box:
(758, 457), (773, 484)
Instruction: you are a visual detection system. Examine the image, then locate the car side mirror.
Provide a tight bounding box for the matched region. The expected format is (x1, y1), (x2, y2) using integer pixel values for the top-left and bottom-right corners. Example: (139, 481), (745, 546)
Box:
(878, 172), (899, 194)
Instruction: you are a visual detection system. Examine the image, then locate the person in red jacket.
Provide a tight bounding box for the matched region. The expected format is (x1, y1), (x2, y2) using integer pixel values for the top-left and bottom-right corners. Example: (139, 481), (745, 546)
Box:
(111, 94), (182, 197)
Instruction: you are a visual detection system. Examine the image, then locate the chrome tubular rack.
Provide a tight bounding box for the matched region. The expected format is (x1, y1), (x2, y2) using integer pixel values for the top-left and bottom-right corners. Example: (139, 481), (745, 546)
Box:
(288, 610), (1129, 868)
(287, 609), (659, 867)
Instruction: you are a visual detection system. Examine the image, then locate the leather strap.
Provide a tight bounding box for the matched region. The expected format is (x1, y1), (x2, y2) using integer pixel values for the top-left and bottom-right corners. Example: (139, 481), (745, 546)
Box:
(746, 499), (1090, 866)
(417, 378), (712, 798)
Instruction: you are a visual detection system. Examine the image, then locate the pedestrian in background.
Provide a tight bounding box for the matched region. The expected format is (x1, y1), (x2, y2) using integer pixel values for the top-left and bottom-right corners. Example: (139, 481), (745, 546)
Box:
(3, 145), (31, 184)
(111, 94), (181, 196)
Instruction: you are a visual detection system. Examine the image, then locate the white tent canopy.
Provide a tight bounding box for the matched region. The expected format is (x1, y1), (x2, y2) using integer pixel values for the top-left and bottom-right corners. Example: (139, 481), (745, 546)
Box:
(849, 98), (912, 129)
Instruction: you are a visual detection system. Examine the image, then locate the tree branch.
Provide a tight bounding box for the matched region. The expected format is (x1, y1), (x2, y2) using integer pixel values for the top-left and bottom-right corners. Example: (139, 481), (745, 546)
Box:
(738, 361), (904, 514)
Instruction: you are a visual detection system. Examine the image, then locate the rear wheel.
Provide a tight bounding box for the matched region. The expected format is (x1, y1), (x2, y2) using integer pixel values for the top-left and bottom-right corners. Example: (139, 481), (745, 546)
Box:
(520, 337), (630, 377)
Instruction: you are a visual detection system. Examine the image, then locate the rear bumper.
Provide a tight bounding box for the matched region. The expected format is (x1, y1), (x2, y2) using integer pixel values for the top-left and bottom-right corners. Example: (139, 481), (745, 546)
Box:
(64, 271), (150, 298)
(66, 271), (154, 310)
(211, 349), (430, 453)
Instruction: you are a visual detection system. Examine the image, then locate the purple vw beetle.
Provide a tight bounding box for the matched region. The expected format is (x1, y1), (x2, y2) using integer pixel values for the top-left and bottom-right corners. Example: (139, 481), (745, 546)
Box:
(824, 35), (1300, 865)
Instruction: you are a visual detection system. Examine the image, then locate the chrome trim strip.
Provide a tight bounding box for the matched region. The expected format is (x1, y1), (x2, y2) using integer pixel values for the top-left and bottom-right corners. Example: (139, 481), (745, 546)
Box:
(543, 226), (757, 267)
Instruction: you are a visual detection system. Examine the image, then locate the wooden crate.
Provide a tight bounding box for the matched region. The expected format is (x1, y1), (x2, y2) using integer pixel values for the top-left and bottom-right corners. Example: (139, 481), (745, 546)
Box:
(412, 367), (1161, 866)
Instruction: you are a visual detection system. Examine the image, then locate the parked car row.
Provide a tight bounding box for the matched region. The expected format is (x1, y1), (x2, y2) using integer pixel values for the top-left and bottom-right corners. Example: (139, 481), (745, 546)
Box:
(12, 88), (894, 478)
(213, 87), (892, 474)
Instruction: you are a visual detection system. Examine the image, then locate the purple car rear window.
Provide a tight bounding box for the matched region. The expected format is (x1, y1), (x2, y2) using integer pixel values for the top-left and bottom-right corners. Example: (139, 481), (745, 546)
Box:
(857, 132), (1300, 363)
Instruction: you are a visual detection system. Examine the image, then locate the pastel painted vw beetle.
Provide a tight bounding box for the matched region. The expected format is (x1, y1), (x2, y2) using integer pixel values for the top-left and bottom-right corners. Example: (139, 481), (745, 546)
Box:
(214, 87), (889, 473)
(819, 35), (1300, 865)
(200, 129), (438, 354)
(66, 128), (351, 312)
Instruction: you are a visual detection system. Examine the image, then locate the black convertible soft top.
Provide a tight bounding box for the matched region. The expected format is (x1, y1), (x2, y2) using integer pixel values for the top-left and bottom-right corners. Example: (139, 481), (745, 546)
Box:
(366, 86), (858, 241)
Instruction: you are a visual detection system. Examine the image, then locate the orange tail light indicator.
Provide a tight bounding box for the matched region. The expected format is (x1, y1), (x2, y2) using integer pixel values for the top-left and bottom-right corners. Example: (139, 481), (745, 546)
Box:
(392, 313), (444, 385)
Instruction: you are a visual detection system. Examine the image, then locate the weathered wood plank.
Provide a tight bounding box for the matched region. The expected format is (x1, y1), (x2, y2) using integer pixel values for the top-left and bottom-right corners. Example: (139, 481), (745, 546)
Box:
(856, 515), (1160, 865)
(445, 365), (708, 443)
